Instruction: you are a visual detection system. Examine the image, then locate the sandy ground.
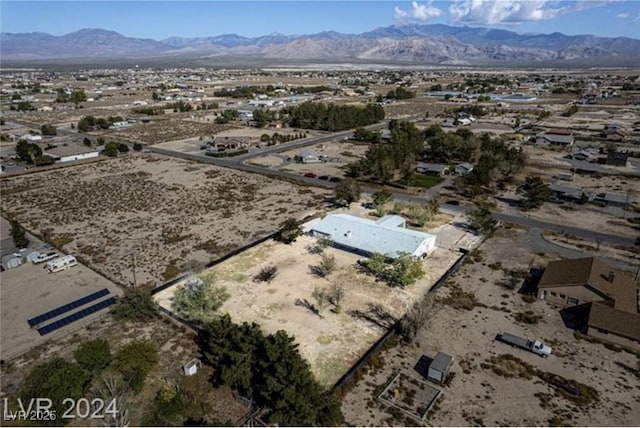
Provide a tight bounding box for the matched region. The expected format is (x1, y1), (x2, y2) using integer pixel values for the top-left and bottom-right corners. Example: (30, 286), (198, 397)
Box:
(341, 227), (640, 426)
(265, 140), (370, 178)
(0, 217), (122, 360)
(0, 153), (327, 286)
(155, 209), (482, 387)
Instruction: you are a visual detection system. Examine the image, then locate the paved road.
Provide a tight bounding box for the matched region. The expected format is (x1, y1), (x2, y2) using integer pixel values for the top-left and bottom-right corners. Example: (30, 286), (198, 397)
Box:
(526, 227), (637, 272)
(8, 118), (638, 250)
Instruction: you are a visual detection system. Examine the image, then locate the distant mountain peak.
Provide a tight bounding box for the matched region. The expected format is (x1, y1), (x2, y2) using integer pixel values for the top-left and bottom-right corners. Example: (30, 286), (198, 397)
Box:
(1, 24), (639, 66)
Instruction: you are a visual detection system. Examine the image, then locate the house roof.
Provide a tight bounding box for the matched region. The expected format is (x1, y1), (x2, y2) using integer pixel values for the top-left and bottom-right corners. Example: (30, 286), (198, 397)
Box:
(546, 128), (573, 136)
(606, 152), (629, 161)
(538, 257), (638, 313)
(570, 160), (601, 172)
(542, 134), (574, 144)
(587, 301), (640, 341)
(44, 145), (99, 158)
(308, 213), (436, 259)
(416, 162), (449, 173)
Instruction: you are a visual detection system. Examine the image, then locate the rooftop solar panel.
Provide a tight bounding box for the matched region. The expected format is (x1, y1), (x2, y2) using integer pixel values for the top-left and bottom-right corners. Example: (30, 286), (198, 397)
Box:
(37, 297), (117, 336)
(28, 288), (110, 327)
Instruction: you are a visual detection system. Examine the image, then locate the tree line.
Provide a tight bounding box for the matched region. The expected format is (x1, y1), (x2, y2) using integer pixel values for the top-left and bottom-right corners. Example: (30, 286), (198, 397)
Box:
(346, 120), (422, 183)
(198, 314), (343, 426)
(284, 101), (384, 132)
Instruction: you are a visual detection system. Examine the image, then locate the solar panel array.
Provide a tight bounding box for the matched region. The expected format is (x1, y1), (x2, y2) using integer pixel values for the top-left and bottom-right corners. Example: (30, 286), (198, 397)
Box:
(27, 288), (110, 327)
(37, 297), (117, 336)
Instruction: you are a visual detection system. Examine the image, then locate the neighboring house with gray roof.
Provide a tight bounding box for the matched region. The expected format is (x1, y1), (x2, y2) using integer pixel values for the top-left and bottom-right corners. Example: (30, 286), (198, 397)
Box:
(306, 214), (437, 259)
(416, 162), (449, 176)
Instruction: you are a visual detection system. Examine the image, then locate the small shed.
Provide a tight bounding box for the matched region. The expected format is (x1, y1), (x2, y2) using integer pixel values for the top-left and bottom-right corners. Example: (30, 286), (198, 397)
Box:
(183, 359), (201, 376)
(427, 352), (453, 384)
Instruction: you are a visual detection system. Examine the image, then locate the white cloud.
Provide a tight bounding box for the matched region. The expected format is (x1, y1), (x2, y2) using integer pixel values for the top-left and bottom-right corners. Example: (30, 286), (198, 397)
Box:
(447, 0), (619, 25)
(394, 1), (442, 23)
(616, 12), (630, 18)
(448, 0), (567, 24)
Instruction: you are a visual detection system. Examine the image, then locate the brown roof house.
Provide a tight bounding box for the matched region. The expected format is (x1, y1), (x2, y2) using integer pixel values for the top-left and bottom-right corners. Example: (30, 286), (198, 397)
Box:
(537, 257), (640, 350)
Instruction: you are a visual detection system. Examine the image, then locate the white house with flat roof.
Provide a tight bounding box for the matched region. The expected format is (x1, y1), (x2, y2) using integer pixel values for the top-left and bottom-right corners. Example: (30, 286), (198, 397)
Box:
(44, 145), (99, 163)
(306, 214), (437, 259)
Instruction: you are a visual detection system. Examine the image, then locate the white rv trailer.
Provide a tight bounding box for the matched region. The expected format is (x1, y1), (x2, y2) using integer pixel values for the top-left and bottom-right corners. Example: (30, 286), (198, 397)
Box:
(46, 255), (77, 273)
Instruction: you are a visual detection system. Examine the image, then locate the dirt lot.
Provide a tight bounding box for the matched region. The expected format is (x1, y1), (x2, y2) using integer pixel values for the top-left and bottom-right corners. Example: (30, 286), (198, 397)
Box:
(0, 217), (122, 360)
(341, 227), (640, 426)
(155, 206), (482, 387)
(102, 118), (237, 144)
(0, 153), (327, 286)
(0, 314), (248, 426)
(274, 140), (370, 178)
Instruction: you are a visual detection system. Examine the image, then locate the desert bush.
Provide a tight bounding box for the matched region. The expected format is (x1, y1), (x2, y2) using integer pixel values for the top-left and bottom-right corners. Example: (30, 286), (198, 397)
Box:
(515, 310), (543, 324)
(113, 287), (159, 322)
(172, 273), (229, 322)
(440, 286), (486, 310)
(253, 265), (278, 283)
(313, 253), (337, 278)
(481, 354), (537, 379)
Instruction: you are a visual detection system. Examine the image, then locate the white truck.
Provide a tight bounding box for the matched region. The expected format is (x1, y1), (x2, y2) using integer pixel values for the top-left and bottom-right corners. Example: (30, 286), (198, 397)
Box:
(498, 333), (552, 357)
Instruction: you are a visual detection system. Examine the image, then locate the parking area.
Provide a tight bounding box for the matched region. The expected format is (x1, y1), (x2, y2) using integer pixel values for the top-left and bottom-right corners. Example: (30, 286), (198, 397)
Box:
(0, 217), (121, 361)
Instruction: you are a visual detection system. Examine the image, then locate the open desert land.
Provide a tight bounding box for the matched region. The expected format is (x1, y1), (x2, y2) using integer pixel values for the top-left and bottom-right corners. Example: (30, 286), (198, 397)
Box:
(341, 226), (640, 427)
(0, 153), (327, 287)
(101, 118), (238, 144)
(155, 207), (482, 388)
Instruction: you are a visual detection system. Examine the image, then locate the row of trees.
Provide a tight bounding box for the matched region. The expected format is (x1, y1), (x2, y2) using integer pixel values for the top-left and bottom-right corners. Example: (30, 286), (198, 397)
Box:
(77, 115), (124, 132)
(385, 86), (415, 100)
(284, 102), (384, 132)
(56, 88), (87, 104)
(260, 132), (307, 145)
(458, 134), (526, 195)
(214, 109), (239, 124)
(253, 108), (276, 127)
(15, 139), (54, 166)
(198, 315), (343, 426)
(352, 127), (382, 143)
(346, 120), (423, 183)
(20, 338), (159, 425)
(424, 125), (481, 163)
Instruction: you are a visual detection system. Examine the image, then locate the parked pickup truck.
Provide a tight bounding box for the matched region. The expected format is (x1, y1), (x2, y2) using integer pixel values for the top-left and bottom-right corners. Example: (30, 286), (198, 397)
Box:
(497, 333), (552, 357)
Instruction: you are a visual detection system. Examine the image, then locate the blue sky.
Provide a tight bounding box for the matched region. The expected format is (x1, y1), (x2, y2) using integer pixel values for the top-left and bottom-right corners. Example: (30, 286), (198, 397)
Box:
(1, 1), (639, 39)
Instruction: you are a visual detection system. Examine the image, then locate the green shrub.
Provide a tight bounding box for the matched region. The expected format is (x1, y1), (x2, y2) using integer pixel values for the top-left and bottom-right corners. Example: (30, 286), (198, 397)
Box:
(75, 339), (111, 373)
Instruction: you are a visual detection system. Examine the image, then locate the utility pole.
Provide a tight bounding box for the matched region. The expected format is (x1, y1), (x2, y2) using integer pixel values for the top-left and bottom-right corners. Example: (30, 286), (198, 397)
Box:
(132, 253), (138, 288)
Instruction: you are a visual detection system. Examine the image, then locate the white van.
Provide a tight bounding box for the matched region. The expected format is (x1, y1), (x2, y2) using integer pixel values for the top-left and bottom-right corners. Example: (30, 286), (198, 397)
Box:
(46, 255), (77, 273)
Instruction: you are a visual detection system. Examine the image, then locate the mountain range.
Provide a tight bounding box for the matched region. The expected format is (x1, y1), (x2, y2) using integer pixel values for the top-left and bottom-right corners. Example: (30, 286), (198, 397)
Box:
(2, 25), (640, 66)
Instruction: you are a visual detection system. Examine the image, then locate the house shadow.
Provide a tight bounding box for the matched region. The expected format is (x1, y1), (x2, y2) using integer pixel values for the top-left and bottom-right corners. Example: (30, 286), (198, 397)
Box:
(559, 303), (590, 330)
(495, 196), (522, 208)
(452, 221), (476, 234)
(414, 354), (433, 378)
(518, 268), (544, 295)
